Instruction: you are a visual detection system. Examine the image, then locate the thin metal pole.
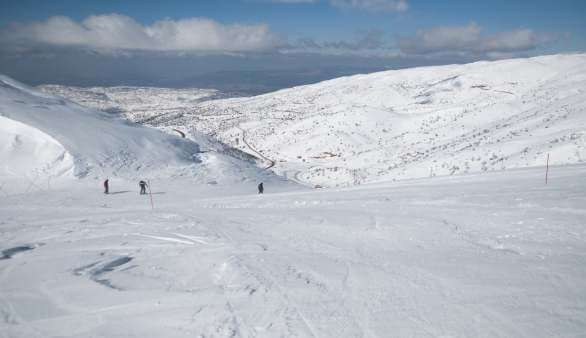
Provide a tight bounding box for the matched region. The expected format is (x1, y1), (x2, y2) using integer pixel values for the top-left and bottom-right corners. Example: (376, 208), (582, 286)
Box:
(147, 179), (154, 210)
(545, 153), (550, 185)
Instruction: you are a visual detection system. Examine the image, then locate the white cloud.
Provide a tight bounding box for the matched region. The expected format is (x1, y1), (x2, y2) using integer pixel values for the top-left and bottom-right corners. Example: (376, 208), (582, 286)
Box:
(480, 29), (539, 53)
(399, 23), (552, 56)
(329, 0), (408, 12)
(265, 0), (408, 11)
(285, 30), (396, 57)
(1, 14), (283, 52)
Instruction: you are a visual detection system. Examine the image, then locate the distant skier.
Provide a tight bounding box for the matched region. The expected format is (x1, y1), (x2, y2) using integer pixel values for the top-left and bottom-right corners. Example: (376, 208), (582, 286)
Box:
(103, 179), (109, 194)
(258, 182), (264, 194)
(139, 180), (148, 195)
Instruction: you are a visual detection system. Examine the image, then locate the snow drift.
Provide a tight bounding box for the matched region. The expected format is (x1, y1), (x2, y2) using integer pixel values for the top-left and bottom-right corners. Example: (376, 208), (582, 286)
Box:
(0, 116), (74, 179)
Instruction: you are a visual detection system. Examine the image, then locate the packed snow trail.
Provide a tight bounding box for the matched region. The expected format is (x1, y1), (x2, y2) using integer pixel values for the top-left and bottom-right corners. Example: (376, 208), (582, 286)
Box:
(1, 164), (585, 337)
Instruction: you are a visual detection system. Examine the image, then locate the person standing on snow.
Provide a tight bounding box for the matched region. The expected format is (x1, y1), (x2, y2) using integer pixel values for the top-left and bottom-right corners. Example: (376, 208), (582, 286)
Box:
(103, 179), (109, 194)
(258, 182), (264, 194)
(139, 180), (148, 195)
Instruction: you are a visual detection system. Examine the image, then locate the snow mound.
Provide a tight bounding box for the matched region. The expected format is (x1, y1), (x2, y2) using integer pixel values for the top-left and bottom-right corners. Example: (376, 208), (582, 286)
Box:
(0, 116), (74, 179)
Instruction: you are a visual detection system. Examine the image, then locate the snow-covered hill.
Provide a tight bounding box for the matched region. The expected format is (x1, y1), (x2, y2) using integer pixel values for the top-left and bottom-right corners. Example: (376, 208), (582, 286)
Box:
(38, 85), (235, 125)
(40, 54), (586, 187)
(197, 54), (586, 186)
(0, 75), (282, 190)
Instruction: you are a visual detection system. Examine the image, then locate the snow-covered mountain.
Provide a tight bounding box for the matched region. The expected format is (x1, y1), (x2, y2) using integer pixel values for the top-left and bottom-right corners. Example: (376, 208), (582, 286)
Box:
(37, 85), (235, 125)
(41, 54), (586, 187)
(196, 54), (586, 186)
(0, 75), (279, 188)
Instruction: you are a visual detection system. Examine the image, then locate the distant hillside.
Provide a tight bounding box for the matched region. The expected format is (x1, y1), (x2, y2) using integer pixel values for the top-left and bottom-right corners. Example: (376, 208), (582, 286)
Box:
(39, 54), (586, 187)
(192, 54), (586, 186)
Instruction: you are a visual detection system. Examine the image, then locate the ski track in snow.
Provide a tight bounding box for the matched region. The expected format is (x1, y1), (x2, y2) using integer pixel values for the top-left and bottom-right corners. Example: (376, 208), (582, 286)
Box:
(1, 164), (586, 337)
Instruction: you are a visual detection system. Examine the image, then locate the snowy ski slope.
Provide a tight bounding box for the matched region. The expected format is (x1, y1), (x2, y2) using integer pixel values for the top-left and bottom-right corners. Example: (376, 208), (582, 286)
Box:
(1, 164), (585, 337)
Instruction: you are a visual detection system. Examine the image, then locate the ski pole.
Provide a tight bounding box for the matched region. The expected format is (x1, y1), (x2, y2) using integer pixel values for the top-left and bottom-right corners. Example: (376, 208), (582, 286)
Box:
(545, 153), (550, 185)
(147, 179), (154, 210)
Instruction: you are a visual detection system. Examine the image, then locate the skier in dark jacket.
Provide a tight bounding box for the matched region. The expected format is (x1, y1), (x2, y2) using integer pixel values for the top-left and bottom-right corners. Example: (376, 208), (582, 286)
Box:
(139, 180), (147, 195)
(103, 179), (109, 194)
(258, 182), (264, 194)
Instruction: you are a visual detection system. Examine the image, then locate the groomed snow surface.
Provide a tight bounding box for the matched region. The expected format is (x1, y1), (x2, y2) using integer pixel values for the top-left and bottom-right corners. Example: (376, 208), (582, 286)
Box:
(1, 165), (585, 337)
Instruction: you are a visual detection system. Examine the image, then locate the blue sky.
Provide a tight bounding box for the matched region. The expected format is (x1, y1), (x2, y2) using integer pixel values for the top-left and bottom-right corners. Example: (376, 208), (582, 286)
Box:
(0, 0), (585, 91)
(2, 0), (585, 39)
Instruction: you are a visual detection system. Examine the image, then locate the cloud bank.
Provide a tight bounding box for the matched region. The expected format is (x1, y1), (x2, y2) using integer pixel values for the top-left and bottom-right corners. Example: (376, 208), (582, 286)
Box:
(1, 15), (553, 61)
(285, 30), (393, 56)
(399, 23), (553, 57)
(1, 14), (283, 52)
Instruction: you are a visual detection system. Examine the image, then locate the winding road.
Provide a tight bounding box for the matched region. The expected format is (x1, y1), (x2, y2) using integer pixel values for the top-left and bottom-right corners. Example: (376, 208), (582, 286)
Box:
(237, 127), (276, 170)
